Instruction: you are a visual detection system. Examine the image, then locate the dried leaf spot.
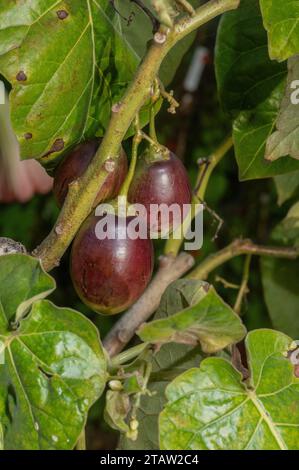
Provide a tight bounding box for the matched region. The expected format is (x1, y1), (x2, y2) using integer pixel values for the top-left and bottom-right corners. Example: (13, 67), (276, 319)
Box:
(57, 10), (69, 20)
(24, 132), (33, 140)
(51, 138), (65, 153)
(16, 71), (27, 82)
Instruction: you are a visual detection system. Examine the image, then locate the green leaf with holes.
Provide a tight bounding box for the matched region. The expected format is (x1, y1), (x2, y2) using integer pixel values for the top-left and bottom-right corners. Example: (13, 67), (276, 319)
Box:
(260, 0), (299, 61)
(159, 329), (299, 450)
(0, 0), (192, 167)
(137, 280), (246, 354)
(0, 254), (107, 450)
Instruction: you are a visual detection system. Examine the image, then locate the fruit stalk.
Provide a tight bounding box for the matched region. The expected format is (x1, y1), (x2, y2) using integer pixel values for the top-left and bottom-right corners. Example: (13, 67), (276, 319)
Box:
(33, 0), (241, 271)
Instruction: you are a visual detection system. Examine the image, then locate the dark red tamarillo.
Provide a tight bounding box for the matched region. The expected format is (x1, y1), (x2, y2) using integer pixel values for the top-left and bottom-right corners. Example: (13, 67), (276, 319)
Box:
(70, 213), (154, 315)
(53, 140), (128, 207)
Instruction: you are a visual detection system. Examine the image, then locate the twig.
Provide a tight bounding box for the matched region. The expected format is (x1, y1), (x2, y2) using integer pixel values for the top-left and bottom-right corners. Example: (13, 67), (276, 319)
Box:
(103, 252), (195, 357)
(187, 239), (299, 281)
(234, 254), (251, 315)
(32, 0), (241, 271)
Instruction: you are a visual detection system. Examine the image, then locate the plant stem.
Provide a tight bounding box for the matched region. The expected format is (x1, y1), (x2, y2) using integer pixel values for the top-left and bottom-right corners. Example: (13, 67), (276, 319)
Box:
(234, 254), (251, 315)
(187, 239), (299, 280)
(119, 116), (141, 198)
(164, 135), (233, 257)
(33, 0), (241, 271)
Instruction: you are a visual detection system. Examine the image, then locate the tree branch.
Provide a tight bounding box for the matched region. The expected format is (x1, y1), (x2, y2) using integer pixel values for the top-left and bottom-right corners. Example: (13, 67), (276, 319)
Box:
(103, 252), (195, 357)
(187, 239), (299, 281)
(33, 0), (240, 271)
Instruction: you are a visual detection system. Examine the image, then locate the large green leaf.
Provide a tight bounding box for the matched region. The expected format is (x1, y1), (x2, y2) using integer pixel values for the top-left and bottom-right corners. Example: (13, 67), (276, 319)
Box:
(160, 329), (299, 450)
(0, 254), (107, 450)
(233, 83), (299, 180)
(260, 0), (299, 61)
(0, 0), (193, 167)
(0, 0), (138, 165)
(266, 56), (299, 162)
(215, 0), (286, 117)
(138, 279), (246, 354)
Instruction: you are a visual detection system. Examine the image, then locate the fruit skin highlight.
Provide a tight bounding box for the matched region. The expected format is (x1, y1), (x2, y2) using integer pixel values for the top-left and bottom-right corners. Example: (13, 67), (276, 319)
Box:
(70, 213), (154, 315)
(53, 140), (127, 207)
(128, 149), (192, 233)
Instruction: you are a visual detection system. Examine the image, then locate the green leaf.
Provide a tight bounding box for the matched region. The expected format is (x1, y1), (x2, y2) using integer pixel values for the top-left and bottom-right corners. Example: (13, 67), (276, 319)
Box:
(0, 0), (138, 165)
(260, 0), (299, 61)
(261, 202), (299, 337)
(261, 257), (299, 338)
(215, 0), (286, 117)
(0, 0), (193, 166)
(0, 254), (107, 450)
(0, 253), (55, 327)
(272, 201), (299, 247)
(104, 390), (130, 433)
(266, 56), (299, 162)
(233, 82), (299, 179)
(274, 171), (299, 205)
(119, 343), (202, 450)
(137, 279), (246, 354)
(160, 329), (299, 450)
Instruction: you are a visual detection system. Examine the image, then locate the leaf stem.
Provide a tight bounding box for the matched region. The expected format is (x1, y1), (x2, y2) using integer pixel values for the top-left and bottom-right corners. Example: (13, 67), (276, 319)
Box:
(234, 254), (251, 315)
(32, 0), (241, 271)
(164, 135), (233, 257)
(76, 429), (86, 450)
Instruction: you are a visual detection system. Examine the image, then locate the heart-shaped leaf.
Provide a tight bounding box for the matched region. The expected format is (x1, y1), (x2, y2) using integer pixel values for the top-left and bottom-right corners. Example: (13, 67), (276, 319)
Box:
(0, 254), (107, 450)
(137, 279), (246, 353)
(0, 0), (138, 165)
(260, 0), (299, 61)
(160, 329), (299, 450)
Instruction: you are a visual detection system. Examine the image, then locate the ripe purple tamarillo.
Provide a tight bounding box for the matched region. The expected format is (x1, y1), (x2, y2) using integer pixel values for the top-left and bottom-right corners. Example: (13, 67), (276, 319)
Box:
(70, 212), (154, 315)
(53, 139), (127, 207)
(128, 149), (192, 234)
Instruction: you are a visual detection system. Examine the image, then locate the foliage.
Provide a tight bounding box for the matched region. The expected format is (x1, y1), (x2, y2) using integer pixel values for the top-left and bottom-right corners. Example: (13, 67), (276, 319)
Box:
(0, 0), (299, 452)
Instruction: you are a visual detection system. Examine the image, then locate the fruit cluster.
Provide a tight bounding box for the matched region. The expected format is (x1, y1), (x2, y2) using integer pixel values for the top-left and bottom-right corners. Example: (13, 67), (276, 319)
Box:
(54, 140), (191, 315)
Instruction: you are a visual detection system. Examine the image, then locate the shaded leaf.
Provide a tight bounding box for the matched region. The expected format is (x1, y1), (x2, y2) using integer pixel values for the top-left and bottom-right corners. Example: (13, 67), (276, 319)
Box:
(261, 202), (299, 337)
(266, 56), (299, 161)
(160, 329), (299, 450)
(215, 0), (286, 117)
(137, 280), (246, 353)
(274, 171), (299, 205)
(260, 0), (299, 61)
(0, 254), (107, 450)
(104, 390), (130, 433)
(233, 82), (299, 180)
